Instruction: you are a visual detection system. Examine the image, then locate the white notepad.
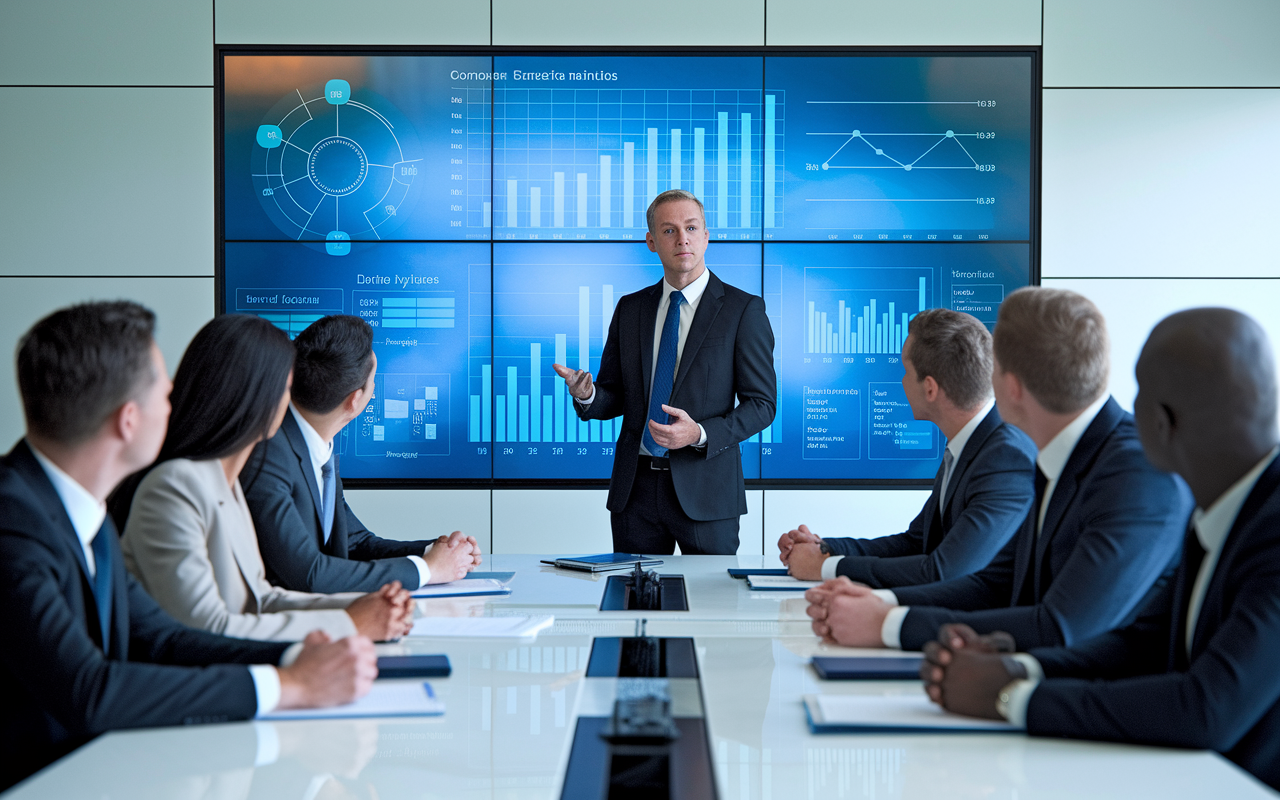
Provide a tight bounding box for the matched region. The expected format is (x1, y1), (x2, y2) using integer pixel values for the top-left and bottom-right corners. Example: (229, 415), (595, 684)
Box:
(804, 693), (1020, 733)
(411, 578), (513, 598)
(262, 681), (444, 720)
(747, 574), (822, 590)
(408, 614), (555, 638)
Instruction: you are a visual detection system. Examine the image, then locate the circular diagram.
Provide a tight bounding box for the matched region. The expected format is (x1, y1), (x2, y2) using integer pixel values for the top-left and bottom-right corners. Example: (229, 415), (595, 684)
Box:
(251, 79), (422, 247)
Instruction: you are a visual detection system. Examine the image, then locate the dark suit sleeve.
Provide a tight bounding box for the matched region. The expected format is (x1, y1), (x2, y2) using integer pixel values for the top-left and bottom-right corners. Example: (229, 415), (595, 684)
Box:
(1025, 558), (1280, 754)
(244, 438), (421, 593)
(895, 461), (1188, 651)
(0, 530), (279, 739)
(576, 297), (626, 422)
(338, 494), (435, 563)
(893, 532), (1021, 614)
(697, 295), (776, 458)
(836, 438), (1035, 588)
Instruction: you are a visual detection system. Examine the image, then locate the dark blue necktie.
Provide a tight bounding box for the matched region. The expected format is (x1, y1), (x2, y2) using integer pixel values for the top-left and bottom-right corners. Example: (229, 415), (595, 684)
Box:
(320, 453), (336, 544)
(90, 519), (113, 651)
(642, 290), (686, 457)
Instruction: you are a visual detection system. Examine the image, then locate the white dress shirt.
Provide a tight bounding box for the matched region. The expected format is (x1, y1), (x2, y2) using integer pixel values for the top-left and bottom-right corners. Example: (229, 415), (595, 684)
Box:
(822, 399), (996, 581)
(876, 394), (1111, 649)
(579, 268), (710, 451)
(996, 444), (1279, 727)
(29, 445), (301, 716)
(291, 406), (431, 586)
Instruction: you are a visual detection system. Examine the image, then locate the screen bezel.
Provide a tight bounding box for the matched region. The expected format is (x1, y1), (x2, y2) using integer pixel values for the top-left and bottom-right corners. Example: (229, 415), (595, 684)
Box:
(215, 44), (1042, 490)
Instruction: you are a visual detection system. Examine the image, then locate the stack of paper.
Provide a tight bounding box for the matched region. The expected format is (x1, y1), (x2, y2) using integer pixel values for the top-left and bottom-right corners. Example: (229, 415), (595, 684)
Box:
(263, 681), (444, 720)
(803, 693), (1020, 733)
(747, 574), (822, 591)
(408, 614), (554, 638)
(411, 578), (512, 599)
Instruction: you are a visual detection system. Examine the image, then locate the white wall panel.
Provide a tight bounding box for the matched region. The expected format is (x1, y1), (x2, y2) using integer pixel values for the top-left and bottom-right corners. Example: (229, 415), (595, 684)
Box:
(767, 0), (1039, 46)
(0, 0), (213, 86)
(1042, 89), (1280, 279)
(215, 0), (489, 45)
(0, 277), (213, 449)
(493, 0), (763, 46)
(738, 490), (764, 556)
(492, 489), (613, 554)
(762, 489), (932, 557)
(344, 489), (492, 553)
(0, 88), (213, 277)
(1044, 278), (1280, 413)
(1044, 0), (1280, 87)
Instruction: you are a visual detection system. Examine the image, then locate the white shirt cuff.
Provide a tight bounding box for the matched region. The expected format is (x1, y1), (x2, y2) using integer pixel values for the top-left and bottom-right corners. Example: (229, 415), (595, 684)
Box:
(407, 555), (432, 587)
(872, 589), (899, 605)
(579, 386), (595, 406)
(1011, 653), (1044, 681)
(1000, 679), (1040, 727)
(253, 721), (280, 766)
(821, 555), (843, 580)
(881, 605), (909, 650)
(695, 424), (707, 448)
(250, 665), (282, 717)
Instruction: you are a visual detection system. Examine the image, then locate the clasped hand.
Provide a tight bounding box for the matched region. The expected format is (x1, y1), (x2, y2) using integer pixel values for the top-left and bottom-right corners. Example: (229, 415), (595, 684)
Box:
(425, 530), (482, 583)
(778, 524), (826, 579)
(803, 577), (892, 648)
(919, 623), (1021, 720)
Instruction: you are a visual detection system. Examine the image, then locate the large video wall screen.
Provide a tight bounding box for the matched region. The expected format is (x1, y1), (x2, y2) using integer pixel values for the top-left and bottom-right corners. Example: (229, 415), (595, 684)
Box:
(221, 50), (1038, 483)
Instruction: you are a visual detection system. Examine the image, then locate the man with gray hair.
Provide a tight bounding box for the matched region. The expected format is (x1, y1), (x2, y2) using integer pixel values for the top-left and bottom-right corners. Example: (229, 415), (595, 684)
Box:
(780, 308), (1038, 587)
(553, 190), (776, 554)
(806, 287), (1192, 651)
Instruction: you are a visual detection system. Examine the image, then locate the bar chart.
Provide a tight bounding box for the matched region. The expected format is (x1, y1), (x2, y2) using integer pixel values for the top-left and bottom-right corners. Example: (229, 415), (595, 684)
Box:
(353, 290), (457, 330)
(805, 276), (928, 356)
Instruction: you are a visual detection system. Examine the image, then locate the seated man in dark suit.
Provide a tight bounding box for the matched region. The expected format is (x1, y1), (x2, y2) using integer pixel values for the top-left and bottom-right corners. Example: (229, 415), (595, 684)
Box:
(0, 302), (376, 791)
(920, 308), (1280, 791)
(245, 315), (480, 593)
(778, 308), (1037, 587)
(806, 287), (1193, 651)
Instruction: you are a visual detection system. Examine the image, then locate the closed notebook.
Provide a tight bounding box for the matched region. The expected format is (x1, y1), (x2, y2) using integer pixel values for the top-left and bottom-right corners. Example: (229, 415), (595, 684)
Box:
(262, 681), (444, 720)
(411, 578), (512, 599)
(803, 693), (1019, 733)
(746, 575), (821, 591)
(811, 655), (923, 680)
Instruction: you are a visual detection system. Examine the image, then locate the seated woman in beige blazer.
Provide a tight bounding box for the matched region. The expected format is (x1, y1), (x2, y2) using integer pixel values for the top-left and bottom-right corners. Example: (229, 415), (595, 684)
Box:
(114, 314), (414, 642)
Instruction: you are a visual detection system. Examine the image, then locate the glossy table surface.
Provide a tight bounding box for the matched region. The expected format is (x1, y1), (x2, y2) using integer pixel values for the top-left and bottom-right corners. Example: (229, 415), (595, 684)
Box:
(6, 555), (1276, 799)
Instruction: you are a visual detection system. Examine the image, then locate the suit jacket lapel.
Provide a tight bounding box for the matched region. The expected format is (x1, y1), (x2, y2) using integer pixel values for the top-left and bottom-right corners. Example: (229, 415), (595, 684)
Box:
(939, 408), (999, 526)
(281, 413), (324, 532)
(920, 463), (944, 550)
(638, 281), (662, 401)
(671, 273), (725, 399)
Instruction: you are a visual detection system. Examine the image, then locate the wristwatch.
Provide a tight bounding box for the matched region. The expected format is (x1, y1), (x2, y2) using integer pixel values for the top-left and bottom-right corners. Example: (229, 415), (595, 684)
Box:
(995, 680), (1019, 720)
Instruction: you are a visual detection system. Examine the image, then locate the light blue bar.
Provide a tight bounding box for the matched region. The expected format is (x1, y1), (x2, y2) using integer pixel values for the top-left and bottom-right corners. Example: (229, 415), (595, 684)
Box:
(469, 396), (480, 442)
(414, 319), (455, 328)
(482, 364), (491, 442)
(506, 367), (518, 441)
(579, 419), (588, 441)
(496, 395), (506, 442)
(740, 112), (751, 228)
(542, 397), (553, 443)
(383, 298), (416, 307)
(693, 127), (705, 201)
(567, 399), (577, 443)
(416, 309), (454, 318)
(383, 309), (418, 317)
(870, 299), (878, 353)
(601, 419), (612, 442)
(764, 95), (775, 228)
(383, 319), (416, 328)
(919, 277), (927, 311)
(646, 128), (658, 205)
(589, 419), (600, 442)
(554, 334), (566, 442)
(518, 395), (529, 442)
(506, 179), (517, 228)
(578, 287), (590, 371)
(717, 112), (729, 228)
(889, 302), (896, 351)
(417, 298), (455, 307)
(530, 343), (541, 442)
(762, 425), (771, 444)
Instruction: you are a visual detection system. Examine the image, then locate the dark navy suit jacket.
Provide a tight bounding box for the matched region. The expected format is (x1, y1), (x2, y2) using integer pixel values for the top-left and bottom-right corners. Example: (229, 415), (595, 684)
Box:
(577, 272), (776, 521)
(244, 411), (434, 593)
(823, 406), (1037, 588)
(1026, 453), (1280, 791)
(0, 441), (288, 790)
(893, 398), (1193, 651)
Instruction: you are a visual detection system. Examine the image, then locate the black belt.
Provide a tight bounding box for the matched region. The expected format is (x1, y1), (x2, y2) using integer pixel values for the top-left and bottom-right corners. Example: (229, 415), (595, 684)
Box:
(639, 455), (671, 471)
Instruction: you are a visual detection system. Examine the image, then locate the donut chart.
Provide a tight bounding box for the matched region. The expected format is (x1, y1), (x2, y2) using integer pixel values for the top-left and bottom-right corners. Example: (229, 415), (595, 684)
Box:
(251, 80), (423, 245)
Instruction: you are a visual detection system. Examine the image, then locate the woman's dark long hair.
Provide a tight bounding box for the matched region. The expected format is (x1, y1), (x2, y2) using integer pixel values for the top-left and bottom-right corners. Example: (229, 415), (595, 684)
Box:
(109, 314), (295, 530)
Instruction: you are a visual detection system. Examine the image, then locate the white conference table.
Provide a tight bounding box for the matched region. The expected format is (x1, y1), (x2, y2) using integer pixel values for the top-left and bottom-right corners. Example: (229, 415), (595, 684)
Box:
(6, 555), (1276, 799)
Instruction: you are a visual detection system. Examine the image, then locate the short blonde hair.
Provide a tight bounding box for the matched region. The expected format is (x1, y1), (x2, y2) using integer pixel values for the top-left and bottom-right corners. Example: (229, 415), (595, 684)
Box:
(646, 189), (706, 233)
(993, 287), (1109, 414)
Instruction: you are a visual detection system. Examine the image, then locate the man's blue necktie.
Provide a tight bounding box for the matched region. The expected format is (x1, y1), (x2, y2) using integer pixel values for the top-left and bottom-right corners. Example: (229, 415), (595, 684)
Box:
(320, 453), (336, 544)
(90, 519), (113, 651)
(642, 290), (686, 457)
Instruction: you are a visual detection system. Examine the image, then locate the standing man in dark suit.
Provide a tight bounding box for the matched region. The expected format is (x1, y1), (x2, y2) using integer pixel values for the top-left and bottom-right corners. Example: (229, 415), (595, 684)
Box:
(0, 302), (377, 791)
(552, 190), (776, 555)
(778, 308), (1037, 587)
(919, 308), (1280, 791)
(806, 288), (1192, 651)
(245, 315), (480, 594)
